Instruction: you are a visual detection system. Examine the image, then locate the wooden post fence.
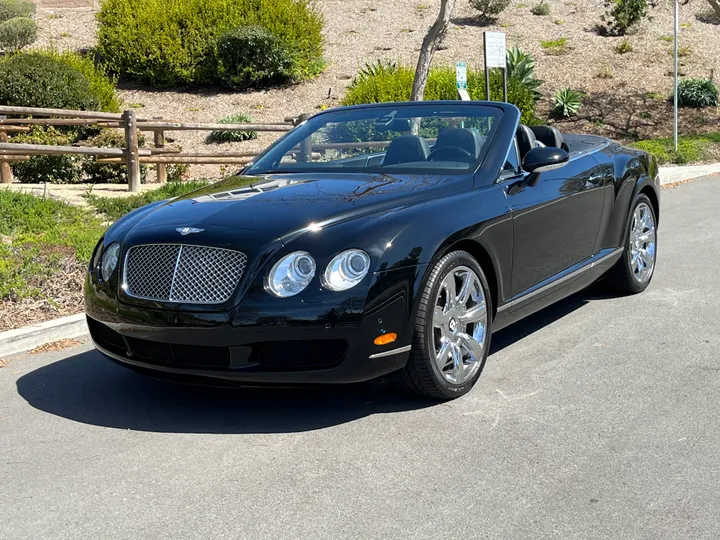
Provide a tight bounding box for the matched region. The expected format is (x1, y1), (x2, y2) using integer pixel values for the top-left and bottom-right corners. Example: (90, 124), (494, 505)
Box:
(123, 109), (141, 193)
(152, 116), (167, 184)
(0, 105), (304, 191)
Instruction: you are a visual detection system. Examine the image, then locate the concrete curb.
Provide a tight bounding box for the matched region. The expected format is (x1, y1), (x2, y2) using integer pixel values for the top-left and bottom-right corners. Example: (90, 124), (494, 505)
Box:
(659, 164), (720, 185)
(0, 313), (87, 358)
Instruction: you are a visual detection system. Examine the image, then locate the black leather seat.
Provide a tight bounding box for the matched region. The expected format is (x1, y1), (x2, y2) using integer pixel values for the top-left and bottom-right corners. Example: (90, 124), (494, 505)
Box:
(516, 124), (537, 161)
(434, 128), (484, 159)
(530, 125), (569, 152)
(382, 135), (430, 166)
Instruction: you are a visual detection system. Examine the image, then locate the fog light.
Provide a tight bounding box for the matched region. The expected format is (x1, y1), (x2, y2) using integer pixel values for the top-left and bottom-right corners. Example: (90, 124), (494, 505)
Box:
(374, 333), (397, 346)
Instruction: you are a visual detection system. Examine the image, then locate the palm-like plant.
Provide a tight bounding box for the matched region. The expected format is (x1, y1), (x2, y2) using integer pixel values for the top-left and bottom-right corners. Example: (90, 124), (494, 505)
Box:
(553, 88), (584, 117)
(506, 46), (543, 101)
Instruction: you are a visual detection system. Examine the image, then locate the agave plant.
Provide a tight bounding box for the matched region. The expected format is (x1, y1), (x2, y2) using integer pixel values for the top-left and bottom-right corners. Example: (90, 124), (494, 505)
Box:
(553, 88), (584, 117)
(506, 46), (543, 101)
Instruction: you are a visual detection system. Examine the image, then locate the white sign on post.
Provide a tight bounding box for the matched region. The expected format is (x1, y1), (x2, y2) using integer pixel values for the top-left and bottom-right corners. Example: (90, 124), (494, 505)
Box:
(484, 32), (506, 68)
(455, 61), (467, 90)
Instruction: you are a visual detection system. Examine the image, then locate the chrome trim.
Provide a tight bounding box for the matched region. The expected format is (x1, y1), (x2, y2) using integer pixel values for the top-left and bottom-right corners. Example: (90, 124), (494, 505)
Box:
(369, 345), (412, 359)
(496, 247), (624, 313)
(122, 243), (247, 305)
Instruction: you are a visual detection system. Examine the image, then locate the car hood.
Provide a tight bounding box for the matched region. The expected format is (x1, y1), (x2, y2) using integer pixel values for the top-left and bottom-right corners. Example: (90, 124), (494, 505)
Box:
(128, 172), (469, 243)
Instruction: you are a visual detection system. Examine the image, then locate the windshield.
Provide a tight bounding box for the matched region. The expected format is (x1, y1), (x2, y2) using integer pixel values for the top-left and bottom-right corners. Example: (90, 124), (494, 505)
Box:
(245, 104), (503, 175)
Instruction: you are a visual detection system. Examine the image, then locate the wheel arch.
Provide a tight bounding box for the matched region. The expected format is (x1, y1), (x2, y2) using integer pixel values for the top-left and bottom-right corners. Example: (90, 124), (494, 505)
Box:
(639, 184), (660, 226)
(435, 239), (500, 321)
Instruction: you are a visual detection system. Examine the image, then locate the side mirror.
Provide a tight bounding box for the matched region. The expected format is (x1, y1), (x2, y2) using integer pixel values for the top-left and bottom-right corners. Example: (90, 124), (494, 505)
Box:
(522, 147), (569, 174)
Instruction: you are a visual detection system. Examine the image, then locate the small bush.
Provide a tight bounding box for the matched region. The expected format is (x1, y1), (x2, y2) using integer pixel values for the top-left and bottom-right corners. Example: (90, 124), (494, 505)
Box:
(0, 0), (34, 23)
(0, 51), (119, 112)
(675, 78), (719, 108)
(207, 113), (258, 143)
(204, 26), (296, 90)
(614, 37), (633, 54)
(600, 0), (648, 35)
(674, 45), (692, 57)
(342, 64), (538, 125)
(553, 88), (584, 117)
(10, 128), (82, 184)
(97, 0), (325, 87)
(468, 0), (511, 21)
(596, 64), (614, 79)
(167, 164), (190, 182)
(80, 131), (148, 184)
(540, 37), (569, 55)
(0, 16), (36, 50)
(531, 2), (551, 15)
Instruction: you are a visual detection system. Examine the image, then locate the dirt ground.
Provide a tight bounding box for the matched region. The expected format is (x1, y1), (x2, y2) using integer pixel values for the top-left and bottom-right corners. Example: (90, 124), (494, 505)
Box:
(31, 0), (720, 180)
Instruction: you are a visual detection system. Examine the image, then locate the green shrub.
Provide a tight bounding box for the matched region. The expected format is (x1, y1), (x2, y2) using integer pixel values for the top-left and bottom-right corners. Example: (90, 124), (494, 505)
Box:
(80, 131), (148, 184)
(0, 51), (119, 112)
(0, 0), (34, 23)
(675, 78), (719, 108)
(207, 113), (258, 143)
(468, 0), (511, 21)
(10, 127), (83, 184)
(600, 0), (648, 35)
(97, 0), (324, 87)
(531, 2), (551, 15)
(0, 16), (36, 50)
(49, 50), (121, 112)
(553, 88), (584, 117)
(342, 63), (538, 125)
(166, 163), (189, 182)
(204, 26), (295, 90)
(614, 37), (633, 54)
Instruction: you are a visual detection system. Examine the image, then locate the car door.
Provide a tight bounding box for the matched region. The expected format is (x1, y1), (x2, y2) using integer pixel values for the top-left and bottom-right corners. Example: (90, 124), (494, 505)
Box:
(502, 153), (608, 297)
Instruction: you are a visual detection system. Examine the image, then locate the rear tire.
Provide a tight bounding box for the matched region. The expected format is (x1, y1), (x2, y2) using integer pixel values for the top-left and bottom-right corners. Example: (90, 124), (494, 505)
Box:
(606, 194), (657, 295)
(398, 251), (492, 400)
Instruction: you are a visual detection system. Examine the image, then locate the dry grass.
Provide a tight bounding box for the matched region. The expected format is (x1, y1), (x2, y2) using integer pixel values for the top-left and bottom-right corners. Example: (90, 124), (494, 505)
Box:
(30, 338), (83, 354)
(28, 0), (720, 174)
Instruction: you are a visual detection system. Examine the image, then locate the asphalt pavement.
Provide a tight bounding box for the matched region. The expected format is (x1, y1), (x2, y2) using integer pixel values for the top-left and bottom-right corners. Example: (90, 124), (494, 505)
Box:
(2, 176), (719, 540)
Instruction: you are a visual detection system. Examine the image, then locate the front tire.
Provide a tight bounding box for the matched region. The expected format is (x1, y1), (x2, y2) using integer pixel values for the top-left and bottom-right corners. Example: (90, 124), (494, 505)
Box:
(399, 251), (492, 400)
(607, 194), (658, 295)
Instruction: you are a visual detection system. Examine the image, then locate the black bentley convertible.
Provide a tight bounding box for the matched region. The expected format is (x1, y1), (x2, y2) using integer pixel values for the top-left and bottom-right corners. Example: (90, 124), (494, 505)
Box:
(86, 101), (659, 399)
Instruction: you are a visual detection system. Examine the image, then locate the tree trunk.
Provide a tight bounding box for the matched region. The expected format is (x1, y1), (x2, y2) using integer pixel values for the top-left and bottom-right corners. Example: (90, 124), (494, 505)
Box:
(410, 0), (457, 102)
(707, 0), (720, 17)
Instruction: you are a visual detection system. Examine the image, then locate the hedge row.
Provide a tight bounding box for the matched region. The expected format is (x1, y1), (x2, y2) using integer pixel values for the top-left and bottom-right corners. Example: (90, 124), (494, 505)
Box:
(96, 0), (325, 88)
(342, 63), (538, 125)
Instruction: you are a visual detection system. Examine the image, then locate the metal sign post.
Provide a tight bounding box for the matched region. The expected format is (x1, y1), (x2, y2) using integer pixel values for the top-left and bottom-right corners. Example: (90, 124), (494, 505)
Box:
(483, 31), (507, 102)
(455, 61), (470, 101)
(673, 0), (679, 152)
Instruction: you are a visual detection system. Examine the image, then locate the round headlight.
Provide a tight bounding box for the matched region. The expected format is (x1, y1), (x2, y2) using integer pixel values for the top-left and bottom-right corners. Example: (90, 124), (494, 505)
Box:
(100, 242), (120, 282)
(322, 249), (371, 292)
(265, 251), (316, 298)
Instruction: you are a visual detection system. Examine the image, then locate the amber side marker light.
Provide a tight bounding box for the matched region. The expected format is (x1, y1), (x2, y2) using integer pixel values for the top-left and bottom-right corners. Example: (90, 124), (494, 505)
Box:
(374, 333), (397, 346)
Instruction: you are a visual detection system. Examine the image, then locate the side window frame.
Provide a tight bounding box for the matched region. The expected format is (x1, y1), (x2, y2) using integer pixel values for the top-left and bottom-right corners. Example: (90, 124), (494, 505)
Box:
(500, 138), (521, 178)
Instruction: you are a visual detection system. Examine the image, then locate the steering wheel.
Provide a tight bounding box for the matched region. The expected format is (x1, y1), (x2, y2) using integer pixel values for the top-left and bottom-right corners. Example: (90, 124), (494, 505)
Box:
(427, 146), (476, 164)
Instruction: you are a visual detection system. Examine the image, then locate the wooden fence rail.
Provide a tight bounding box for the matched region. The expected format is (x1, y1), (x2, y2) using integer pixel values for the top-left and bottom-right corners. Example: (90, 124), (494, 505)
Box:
(0, 106), (304, 192)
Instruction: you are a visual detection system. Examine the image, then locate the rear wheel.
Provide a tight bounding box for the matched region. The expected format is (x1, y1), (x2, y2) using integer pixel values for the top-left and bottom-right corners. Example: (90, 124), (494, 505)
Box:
(606, 194), (657, 295)
(399, 251), (492, 400)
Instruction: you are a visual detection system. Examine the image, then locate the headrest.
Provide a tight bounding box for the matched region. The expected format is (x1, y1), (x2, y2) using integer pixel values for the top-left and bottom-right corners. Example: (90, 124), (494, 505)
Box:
(382, 135), (430, 166)
(530, 125), (565, 150)
(435, 128), (484, 158)
(516, 124), (537, 158)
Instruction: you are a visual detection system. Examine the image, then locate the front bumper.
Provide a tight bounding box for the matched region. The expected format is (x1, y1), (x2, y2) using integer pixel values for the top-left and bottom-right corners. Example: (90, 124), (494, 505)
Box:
(86, 272), (417, 384)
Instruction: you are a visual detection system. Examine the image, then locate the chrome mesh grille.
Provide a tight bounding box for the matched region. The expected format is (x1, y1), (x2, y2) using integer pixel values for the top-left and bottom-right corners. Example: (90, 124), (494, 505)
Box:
(124, 244), (247, 304)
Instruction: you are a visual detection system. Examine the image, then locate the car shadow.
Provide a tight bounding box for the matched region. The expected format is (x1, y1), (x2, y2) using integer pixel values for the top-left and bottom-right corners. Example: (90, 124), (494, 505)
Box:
(16, 288), (608, 435)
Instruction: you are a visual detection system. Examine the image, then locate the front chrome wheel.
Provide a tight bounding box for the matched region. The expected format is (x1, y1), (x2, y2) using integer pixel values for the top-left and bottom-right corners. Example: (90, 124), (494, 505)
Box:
(432, 266), (488, 385)
(629, 202), (656, 284)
